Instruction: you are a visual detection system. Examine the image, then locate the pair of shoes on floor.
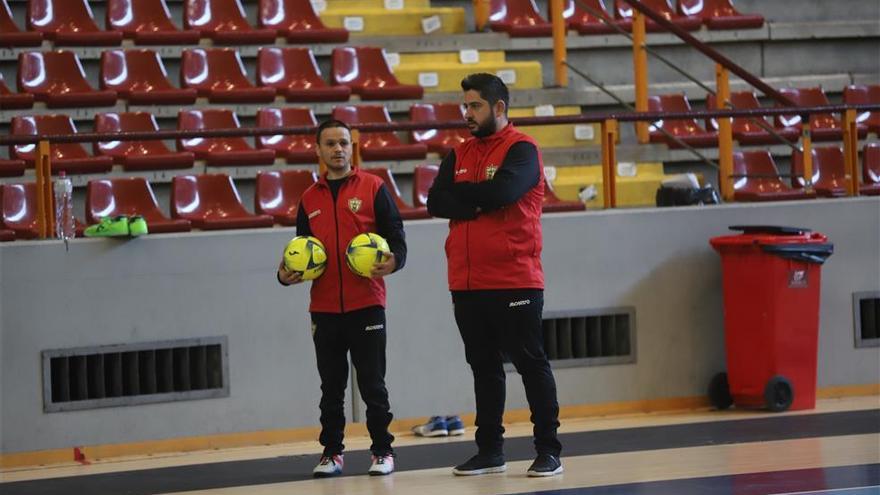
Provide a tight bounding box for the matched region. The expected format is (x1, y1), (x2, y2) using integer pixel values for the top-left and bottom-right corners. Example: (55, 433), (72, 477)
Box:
(312, 453), (395, 477)
(84, 215), (148, 237)
(452, 453), (563, 477)
(411, 415), (465, 437)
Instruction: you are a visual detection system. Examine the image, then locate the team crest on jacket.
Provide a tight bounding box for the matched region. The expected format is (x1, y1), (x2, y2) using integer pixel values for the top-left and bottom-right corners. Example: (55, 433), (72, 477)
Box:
(485, 165), (498, 180)
(348, 197), (363, 213)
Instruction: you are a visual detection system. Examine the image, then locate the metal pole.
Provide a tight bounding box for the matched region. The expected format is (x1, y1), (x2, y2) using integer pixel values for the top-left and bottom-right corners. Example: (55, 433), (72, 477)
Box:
(601, 119), (618, 208)
(715, 64), (734, 202)
(801, 123), (814, 193)
(632, 10), (650, 143)
(843, 108), (859, 197)
(473, 0), (489, 31)
(551, 0), (568, 87)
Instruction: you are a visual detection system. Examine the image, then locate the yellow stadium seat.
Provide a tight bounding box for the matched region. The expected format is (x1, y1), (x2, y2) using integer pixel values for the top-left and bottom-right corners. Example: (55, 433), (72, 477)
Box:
(509, 106), (600, 148)
(319, 0), (465, 36)
(391, 51), (542, 92)
(550, 163), (667, 208)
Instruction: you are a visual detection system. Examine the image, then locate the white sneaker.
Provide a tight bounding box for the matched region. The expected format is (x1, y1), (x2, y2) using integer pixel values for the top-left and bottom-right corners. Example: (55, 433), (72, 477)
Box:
(313, 454), (343, 477)
(368, 454), (394, 476)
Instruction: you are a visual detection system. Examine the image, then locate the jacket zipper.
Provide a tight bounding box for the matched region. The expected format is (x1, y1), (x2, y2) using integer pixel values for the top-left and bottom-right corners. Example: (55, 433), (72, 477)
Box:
(332, 183), (345, 313)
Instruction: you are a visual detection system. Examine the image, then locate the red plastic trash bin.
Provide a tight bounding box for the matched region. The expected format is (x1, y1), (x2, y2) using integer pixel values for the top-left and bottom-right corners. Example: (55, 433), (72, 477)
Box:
(708, 225), (834, 412)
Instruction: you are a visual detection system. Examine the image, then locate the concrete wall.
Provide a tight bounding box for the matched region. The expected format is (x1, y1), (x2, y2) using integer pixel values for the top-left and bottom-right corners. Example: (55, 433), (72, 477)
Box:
(2, 198), (878, 454)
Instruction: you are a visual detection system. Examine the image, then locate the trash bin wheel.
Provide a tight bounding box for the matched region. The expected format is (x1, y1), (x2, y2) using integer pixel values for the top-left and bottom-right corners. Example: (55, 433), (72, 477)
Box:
(708, 372), (733, 410)
(764, 375), (794, 412)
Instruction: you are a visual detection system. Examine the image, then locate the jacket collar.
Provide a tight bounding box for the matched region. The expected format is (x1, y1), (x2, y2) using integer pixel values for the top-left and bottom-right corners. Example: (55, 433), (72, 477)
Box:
(472, 122), (517, 145)
(316, 166), (360, 188)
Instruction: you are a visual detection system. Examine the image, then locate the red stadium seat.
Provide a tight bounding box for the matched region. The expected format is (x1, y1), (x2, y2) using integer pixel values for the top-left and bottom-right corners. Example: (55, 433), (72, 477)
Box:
(256, 107), (318, 164)
(0, 228), (13, 242)
(0, 159), (25, 177)
(171, 174), (274, 230)
(0, 72), (34, 110)
(614, 0), (702, 32)
(791, 146), (849, 197)
(732, 151), (816, 202)
(362, 167), (430, 220)
(409, 103), (469, 156)
(257, 47), (350, 103)
(412, 164), (438, 208)
(184, 0), (277, 44)
(331, 47), (423, 101)
(489, 0), (552, 37)
(107, 0), (201, 45)
(543, 181), (585, 212)
(556, 0), (618, 35)
(27, 0), (122, 45)
(178, 109), (276, 167)
(1, 182), (85, 239)
(862, 143), (880, 196)
(10, 115), (114, 174)
(705, 91), (798, 145)
(259, 0), (348, 43)
(87, 178), (192, 233)
(181, 48), (276, 103)
(101, 49), (197, 105)
(0, 0), (42, 46)
(332, 105), (427, 161)
(843, 84), (880, 135)
(94, 112), (194, 171)
(254, 169), (317, 225)
(648, 94), (718, 148)
(18, 51), (117, 108)
(677, 0), (764, 29)
(775, 87), (866, 142)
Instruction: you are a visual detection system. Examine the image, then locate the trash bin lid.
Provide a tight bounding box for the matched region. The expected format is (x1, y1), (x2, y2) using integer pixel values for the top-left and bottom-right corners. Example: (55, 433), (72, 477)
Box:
(710, 225), (828, 251)
(728, 225), (810, 235)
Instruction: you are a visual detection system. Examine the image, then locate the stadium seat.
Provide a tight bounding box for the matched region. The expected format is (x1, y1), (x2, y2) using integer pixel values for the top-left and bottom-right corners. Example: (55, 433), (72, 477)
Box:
(412, 164), (438, 208)
(184, 0), (277, 44)
(18, 51), (117, 108)
(362, 168), (430, 220)
(543, 181), (586, 212)
(0, 72), (34, 110)
(775, 87), (866, 142)
(1, 182), (85, 239)
(791, 146), (849, 197)
(257, 47), (351, 103)
(10, 115), (114, 174)
(648, 94), (718, 148)
(705, 91), (799, 145)
(87, 178), (192, 233)
(0, 228), (13, 242)
(0, 158), (25, 177)
(489, 0), (553, 37)
(332, 105), (428, 161)
(107, 0), (201, 45)
(94, 112), (195, 171)
(409, 103), (469, 156)
(171, 174), (274, 230)
(181, 48), (276, 103)
(862, 143), (880, 196)
(392, 51), (543, 93)
(318, 0), (465, 36)
(256, 107), (318, 164)
(258, 0), (348, 43)
(177, 109), (276, 167)
(331, 47), (424, 101)
(677, 0), (764, 29)
(27, 0), (122, 45)
(100, 49), (197, 105)
(0, 0), (42, 46)
(732, 151), (816, 202)
(614, 0), (702, 32)
(254, 169), (317, 225)
(556, 0), (618, 34)
(843, 84), (880, 135)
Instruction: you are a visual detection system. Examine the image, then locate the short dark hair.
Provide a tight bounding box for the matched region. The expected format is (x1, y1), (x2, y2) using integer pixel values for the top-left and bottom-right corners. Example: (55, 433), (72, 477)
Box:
(316, 119), (351, 143)
(461, 73), (509, 114)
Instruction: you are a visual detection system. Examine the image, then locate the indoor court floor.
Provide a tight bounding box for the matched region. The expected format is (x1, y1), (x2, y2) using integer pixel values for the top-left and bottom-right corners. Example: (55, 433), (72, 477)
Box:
(2, 396), (878, 495)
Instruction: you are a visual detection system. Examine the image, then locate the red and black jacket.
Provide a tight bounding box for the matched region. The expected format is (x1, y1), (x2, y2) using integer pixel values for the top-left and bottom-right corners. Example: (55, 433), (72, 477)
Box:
(427, 123), (544, 291)
(287, 168), (406, 313)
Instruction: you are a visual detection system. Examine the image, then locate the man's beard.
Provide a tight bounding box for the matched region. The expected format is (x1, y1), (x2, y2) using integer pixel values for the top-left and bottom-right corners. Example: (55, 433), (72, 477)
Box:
(468, 116), (497, 138)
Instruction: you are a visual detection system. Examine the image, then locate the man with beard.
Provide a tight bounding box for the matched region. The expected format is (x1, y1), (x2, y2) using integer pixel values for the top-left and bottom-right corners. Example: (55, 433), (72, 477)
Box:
(426, 73), (563, 477)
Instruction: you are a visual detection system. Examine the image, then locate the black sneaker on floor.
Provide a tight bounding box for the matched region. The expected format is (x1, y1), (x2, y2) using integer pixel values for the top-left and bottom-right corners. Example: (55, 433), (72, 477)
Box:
(527, 453), (564, 477)
(452, 453), (506, 476)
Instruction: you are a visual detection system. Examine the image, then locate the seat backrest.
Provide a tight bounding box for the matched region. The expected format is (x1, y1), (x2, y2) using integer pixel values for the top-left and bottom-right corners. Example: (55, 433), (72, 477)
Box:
(0, 0), (24, 33)
(648, 93), (705, 134)
(255, 169), (317, 215)
(256, 107), (317, 150)
(185, 0), (253, 31)
(705, 90), (765, 131)
(776, 87), (837, 129)
(107, 0), (179, 34)
(93, 112), (171, 157)
(490, 0), (548, 25)
(332, 105), (403, 147)
(177, 109), (247, 151)
(863, 143), (880, 183)
(362, 168), (412, 210)
(331, 46), (400, 89)
(181, 48), (254, 92)
(1, 182), (36, 229)
(844, 85), (880, 126)
(172, 174), (246, 218)
(409, 102), (469, 146)
(679, 0), (740, 16)
(412, 164), (438, 207)
(791, 146), (846, 189)
(616, 0), (677, 20)
(28, 0), (102, 33)
(18, 51), (94, 95)
(10, 114), (88, 161)
(257, 47), (324, 89)
(733, 150), (789, 194)
(100, 49), (176, 93)
(259, 0), (326, 30)
(87, 177), (166, 222)
(559, 0), (612, 23)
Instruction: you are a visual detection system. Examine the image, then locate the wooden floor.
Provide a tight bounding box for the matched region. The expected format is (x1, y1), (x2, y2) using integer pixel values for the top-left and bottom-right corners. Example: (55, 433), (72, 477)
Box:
(2, 396), (879, 495)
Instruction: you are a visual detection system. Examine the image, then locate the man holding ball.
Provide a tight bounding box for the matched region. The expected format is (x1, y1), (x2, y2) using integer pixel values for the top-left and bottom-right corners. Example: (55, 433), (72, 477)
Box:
(277, 119), (407, 477)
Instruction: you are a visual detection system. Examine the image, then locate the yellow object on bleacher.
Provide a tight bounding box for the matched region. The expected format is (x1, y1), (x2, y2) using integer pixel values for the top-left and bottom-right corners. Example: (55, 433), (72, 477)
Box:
(318, 0), (465, 36)
(550, 163), (667, 208)
(391, 51), (542, 92)
(509, 106), (600, 148)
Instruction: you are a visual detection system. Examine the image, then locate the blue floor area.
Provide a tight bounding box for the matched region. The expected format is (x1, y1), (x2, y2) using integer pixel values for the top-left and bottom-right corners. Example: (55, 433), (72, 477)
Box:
(506, 464), (880, 495)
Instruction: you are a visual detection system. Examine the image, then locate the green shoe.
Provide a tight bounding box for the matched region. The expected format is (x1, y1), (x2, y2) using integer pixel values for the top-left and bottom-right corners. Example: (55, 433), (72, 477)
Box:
(84, 216), (130, 237)
(128, 215), (148, 236)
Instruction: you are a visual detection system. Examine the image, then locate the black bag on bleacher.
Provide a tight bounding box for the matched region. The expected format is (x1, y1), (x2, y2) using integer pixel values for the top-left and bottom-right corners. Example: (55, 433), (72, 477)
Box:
(655, 185), (720, 207)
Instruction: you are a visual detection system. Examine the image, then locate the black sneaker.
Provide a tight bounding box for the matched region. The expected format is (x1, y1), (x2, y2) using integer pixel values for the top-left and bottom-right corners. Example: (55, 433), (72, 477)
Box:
(452, 453), (506, 476)
(527, 453), (563, 477)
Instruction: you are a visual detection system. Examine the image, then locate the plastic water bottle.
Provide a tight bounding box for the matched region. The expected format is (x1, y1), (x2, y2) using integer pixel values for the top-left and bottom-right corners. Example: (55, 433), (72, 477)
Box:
(54, 171), (75, 246)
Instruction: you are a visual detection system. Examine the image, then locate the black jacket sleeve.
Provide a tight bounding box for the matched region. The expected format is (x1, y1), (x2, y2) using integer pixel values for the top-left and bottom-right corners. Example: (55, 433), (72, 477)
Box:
(374, 184), (407, 272)
(278, 202), (312, 286)
(452, 141), (541, 212)
(426, 150), (479, 220)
